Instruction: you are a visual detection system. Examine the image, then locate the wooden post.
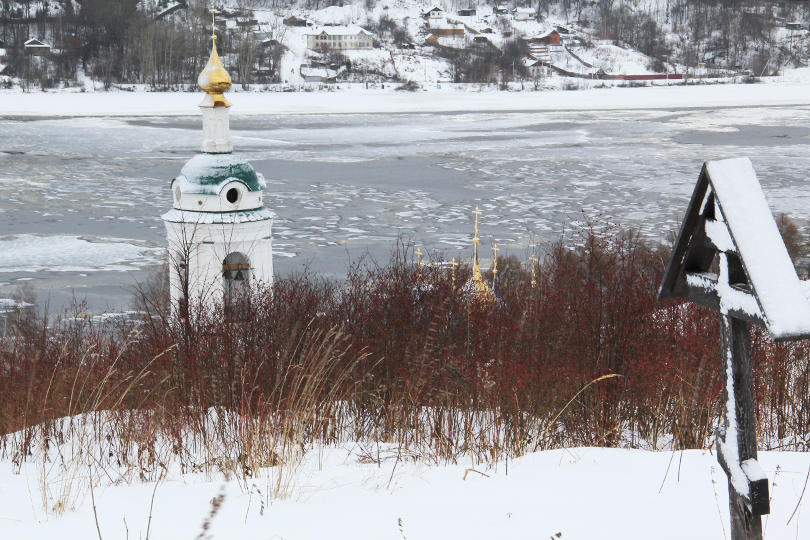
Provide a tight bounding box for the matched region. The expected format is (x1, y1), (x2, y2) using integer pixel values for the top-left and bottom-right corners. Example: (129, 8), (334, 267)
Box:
(717, 314), (768, 540)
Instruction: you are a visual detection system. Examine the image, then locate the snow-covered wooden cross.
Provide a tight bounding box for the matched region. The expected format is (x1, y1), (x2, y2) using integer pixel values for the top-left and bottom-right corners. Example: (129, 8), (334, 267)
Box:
(659, 157), (810, 540)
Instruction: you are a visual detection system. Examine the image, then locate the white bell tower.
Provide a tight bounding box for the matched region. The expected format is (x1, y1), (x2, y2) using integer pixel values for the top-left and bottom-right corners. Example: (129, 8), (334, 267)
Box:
(162, 17), (274, 316)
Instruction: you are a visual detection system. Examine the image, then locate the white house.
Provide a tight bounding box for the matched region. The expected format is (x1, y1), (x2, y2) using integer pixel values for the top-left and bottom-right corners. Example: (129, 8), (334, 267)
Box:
(425, 7), (444, 20)
(306, 26), (374, 51)
(514, 7), (536, 20)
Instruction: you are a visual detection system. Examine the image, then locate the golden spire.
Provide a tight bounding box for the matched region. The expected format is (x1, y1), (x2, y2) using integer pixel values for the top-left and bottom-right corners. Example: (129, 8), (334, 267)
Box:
(451, 257), (458, 290)
(529, 254), (538, 289)
(472, 205), (483, 282)
(416, 247), (423, 281)
(470, 205), (493, 297)
(492, 243), (499, 280)
(198, 5), (232, 107)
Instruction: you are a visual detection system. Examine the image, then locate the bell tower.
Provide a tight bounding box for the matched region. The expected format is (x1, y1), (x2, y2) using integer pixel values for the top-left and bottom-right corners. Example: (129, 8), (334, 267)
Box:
(162, 11), (274, 316)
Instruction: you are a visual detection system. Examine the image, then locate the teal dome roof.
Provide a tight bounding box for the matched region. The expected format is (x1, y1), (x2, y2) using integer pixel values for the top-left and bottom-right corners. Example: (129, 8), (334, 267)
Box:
(173, 153), (266, 195)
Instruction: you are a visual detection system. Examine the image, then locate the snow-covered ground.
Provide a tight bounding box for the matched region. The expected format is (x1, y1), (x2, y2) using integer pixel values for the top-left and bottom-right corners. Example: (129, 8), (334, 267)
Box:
(2, 437), (810, 539)
(4, 78), (810, 117)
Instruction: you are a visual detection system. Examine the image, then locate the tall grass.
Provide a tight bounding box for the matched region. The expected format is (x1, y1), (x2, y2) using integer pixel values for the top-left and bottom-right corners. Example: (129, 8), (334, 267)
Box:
(1, 224), (809, 506)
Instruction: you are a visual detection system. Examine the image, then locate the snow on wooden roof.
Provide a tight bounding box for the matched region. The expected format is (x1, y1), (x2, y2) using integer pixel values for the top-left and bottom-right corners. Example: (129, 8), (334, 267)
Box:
(659, 157), (810, 341)
(24, 38), (50, 48)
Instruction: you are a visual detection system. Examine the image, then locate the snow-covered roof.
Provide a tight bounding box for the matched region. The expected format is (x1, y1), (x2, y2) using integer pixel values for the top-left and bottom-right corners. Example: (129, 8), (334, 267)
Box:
(708, 158), (810, 338)
(531, 29), (560, 40)
(308, 25), (372, 37)
(514, 7), (536, 14)
(24, 38), (50, 48)
(659, 157), (810, 341)
(300, 65), (337, 79)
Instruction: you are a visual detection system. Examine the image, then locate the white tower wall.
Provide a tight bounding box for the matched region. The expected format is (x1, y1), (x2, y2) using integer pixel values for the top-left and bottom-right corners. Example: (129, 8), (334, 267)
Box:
(200, 105), (233, 153)
(165, 218), (273, 315)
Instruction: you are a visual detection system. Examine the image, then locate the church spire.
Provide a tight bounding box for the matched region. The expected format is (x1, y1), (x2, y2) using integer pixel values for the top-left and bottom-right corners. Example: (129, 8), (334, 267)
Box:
(469, 205), (493, 297)
(198, 6), (233, 153)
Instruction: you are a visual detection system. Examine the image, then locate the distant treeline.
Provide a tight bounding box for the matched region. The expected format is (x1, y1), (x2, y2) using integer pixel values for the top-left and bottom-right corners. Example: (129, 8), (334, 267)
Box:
(1, 0), (283, 90)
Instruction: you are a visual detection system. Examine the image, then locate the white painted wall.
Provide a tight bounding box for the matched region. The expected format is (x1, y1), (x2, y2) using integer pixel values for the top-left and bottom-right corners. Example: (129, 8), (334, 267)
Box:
(200, 105), (233, 153)
(164, 217), (273, 316)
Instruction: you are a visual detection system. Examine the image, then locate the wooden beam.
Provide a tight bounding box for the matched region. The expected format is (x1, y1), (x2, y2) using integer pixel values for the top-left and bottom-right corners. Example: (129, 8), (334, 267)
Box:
(679, 273), (765, 327)
(659, 166), (710, 300)
(717, 315), (767, 540)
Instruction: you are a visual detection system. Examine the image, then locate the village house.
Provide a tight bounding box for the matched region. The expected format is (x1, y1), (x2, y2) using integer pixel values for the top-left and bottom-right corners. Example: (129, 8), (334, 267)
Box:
(306, 26), (374, 51)
(513, 7), (536, 21)
(529, 29), (562, 46)
(300, 64), (338, 83)
(523, 56), (547, 78)
(426, 23), (465, 37)
(155, 2), (187, 20)
(24, 38), (50, 56)
(424, 7), (444, 20)
(283, 16), (308, 27)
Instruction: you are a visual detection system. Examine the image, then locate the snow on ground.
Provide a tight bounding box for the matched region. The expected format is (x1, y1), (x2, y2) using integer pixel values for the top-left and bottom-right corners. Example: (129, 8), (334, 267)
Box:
(5, 79), (810, 117)
(0, 235), (164, 272)
(2, 439), (810, 539)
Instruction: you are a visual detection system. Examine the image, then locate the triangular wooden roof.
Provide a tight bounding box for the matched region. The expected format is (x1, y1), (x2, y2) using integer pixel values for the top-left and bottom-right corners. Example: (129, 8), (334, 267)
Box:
(24, 38), (49, 47)
(659, 157), (810, 341)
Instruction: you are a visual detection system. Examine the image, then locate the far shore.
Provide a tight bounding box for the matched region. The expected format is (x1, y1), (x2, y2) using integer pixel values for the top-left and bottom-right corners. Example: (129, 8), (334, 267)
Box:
(4, 77), (810, 117)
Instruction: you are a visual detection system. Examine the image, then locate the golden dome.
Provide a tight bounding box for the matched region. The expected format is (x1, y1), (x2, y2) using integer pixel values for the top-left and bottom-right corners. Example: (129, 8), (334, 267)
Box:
(198, 35), (232, 107)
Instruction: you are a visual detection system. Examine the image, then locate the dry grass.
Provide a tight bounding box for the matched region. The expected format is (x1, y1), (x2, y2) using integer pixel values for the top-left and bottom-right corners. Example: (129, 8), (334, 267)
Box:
(2, 226), (809, 508)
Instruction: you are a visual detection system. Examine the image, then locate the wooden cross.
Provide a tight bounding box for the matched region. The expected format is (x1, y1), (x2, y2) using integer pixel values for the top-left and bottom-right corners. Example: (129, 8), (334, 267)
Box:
(659, 158), (810, 540)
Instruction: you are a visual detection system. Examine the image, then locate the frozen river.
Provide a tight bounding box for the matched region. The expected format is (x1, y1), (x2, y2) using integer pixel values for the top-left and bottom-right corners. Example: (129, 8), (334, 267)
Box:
(2, 104), (810, 312)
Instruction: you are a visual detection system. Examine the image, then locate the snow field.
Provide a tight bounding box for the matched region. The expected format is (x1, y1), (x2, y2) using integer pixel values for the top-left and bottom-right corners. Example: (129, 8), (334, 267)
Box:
(3, 433), (810, 539)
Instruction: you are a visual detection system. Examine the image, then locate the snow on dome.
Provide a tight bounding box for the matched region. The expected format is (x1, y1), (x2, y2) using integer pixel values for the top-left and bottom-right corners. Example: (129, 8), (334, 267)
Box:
(173, 153), (265, 196)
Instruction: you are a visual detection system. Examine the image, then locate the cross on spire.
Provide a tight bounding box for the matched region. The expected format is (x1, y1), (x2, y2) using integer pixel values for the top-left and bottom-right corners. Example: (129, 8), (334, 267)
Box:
(210, 5), (220, 40)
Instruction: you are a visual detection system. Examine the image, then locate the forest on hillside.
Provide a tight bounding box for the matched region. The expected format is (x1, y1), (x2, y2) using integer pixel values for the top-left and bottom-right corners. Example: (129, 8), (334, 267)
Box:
(2, 0), (809, 88)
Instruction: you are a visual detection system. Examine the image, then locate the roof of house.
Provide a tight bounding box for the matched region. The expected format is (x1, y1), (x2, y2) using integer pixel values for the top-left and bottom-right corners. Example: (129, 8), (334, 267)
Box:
(514, 7), (536, 13)
(308, 25), (373, 37)
(24, 38), (50, 48)
(531, 29), (560, 40)
(300, 65), (337, 78)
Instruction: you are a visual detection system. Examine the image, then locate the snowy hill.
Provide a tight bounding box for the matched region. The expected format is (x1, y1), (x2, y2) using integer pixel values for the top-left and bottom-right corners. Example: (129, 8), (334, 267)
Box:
(6, 0), (807, 90)
(3, 420), (810, 540)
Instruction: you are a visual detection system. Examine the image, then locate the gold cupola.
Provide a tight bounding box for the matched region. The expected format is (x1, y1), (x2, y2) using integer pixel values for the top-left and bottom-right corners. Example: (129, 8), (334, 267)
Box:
(198, 12), (231, 108)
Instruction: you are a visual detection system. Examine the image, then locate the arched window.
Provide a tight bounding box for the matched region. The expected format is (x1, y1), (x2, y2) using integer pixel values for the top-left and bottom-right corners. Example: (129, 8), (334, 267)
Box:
(222, 252), (251, 309)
